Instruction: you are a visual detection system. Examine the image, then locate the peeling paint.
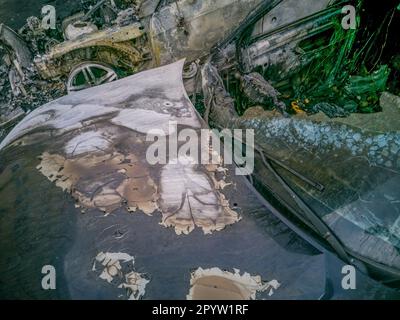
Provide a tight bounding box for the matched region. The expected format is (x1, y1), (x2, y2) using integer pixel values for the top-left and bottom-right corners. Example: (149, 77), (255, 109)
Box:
(159, 155), (240, 235)
(187, 267), (280, 300)
(118, 271), (150, 300)
(93, 252), (149, 300)
(36, 146), (239, 233)
(36, 149), (238, 233)
(6, 60), (240, 235)
(37, 151), (158, 215)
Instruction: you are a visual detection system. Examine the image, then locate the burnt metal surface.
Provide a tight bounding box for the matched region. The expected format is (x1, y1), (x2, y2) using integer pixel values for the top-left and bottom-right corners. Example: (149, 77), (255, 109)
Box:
(0, 23), (32, 69)
(149, 0), (265, 65)
(35, 23), (150, 79)
(240, 0), (338, 79)
(0, 60), (398, 299)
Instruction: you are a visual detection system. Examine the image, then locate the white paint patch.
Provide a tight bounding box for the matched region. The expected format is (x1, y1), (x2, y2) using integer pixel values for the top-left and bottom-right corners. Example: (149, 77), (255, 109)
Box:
(187, 267), (280, 300)
(118, 271), (150, 300)
(93, 252), (149, 300)
(159, 156), (240, 235)
(64, 130), (111, 156)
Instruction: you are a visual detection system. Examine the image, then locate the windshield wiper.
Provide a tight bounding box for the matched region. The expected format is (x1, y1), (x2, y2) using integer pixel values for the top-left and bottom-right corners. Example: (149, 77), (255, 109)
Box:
(256, 146), (350, 263)
(209, 122), (350, 263)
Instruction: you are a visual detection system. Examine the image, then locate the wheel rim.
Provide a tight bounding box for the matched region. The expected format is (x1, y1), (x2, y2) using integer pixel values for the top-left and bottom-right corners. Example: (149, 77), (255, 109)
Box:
(67, 63), (118, 93)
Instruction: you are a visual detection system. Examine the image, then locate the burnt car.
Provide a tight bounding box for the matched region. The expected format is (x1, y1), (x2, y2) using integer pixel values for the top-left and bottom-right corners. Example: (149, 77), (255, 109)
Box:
(0, 0), (399, 299)
(0, 60), (399, 300)
(1, 0), (267, 96)
(1, 0), (357, 105)
(0, 0), (268, 131)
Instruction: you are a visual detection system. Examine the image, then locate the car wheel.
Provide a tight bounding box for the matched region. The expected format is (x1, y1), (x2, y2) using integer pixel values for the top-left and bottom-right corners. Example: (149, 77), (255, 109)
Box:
(67, 62), (118, 93)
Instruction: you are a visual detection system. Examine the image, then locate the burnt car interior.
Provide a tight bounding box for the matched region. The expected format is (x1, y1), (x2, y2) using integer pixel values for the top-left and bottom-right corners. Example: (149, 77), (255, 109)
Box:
(0, 0), (400, 300)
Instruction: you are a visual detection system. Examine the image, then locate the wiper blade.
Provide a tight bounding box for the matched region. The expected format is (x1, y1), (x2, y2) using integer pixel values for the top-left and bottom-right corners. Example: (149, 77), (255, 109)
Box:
(261, 151), (325, 192)
(256, 147), (350, 263)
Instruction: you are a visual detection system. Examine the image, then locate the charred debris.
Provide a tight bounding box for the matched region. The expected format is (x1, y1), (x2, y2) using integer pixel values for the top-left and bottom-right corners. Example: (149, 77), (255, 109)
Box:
(206, 0), (399, 119)
(0, 0), (142, 138)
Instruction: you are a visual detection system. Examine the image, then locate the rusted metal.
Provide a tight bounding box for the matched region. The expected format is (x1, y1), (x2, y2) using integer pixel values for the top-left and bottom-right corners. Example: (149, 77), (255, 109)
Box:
(35, 23), (150, 79)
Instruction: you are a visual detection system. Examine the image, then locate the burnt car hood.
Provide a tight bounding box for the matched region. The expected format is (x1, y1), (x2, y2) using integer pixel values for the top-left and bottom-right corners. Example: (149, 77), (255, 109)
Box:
(0, 60), (398, 299)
